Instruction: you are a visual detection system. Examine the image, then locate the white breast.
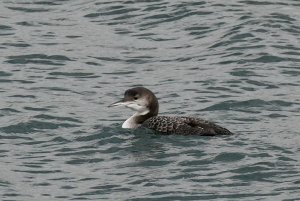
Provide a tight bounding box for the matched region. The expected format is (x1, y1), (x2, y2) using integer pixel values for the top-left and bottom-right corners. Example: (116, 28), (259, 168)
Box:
(122, 114), (141, 128)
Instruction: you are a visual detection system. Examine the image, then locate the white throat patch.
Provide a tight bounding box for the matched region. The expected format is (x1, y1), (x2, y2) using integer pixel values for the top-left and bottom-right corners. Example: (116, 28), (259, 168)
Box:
(124, 102), (149, 115)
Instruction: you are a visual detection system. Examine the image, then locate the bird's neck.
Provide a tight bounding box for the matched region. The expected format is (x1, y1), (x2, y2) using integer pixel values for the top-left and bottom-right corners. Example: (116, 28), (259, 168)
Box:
(122, 99), (159, 129)
(122, 111), (157, 129)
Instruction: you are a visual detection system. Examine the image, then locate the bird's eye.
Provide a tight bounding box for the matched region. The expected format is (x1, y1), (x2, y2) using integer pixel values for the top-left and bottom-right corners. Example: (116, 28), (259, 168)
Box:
(134, 96), (138, 100)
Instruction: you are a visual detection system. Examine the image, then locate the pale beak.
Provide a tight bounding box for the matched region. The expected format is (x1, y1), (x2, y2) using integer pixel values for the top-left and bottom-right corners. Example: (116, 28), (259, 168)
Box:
(108, 99), (124, 107)
(108, 99), (134, 107)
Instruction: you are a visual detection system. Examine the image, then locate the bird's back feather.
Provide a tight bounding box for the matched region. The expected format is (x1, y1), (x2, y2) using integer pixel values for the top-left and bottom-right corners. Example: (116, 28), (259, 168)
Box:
(142, 116), (232, 136)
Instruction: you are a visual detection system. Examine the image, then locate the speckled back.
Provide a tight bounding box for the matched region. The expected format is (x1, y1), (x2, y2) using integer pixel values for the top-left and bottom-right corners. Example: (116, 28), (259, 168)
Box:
(142, 116), (232, 136)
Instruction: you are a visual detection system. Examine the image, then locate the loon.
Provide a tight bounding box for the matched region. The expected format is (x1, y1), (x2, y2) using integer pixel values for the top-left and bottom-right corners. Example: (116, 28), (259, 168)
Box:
(109, 87), (232, 136)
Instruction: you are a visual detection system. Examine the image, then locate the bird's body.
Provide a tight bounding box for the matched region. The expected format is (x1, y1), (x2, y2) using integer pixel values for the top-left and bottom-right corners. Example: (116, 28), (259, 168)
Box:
(143, 116), (232, 136)
(109, 87), (233, 136)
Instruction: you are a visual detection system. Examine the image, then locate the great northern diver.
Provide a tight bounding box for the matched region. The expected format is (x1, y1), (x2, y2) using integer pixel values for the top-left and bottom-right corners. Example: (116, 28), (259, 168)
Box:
(109, 87), (232, 136)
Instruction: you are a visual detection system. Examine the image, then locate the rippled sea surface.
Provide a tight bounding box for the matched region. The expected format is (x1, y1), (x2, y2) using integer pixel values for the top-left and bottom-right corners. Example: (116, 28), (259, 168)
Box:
(1, 0), (300, 200)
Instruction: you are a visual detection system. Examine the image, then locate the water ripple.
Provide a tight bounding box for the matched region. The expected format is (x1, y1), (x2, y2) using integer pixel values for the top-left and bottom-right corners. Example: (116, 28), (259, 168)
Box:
(6, 54), (72, 65)
(1, 120), (79, 134)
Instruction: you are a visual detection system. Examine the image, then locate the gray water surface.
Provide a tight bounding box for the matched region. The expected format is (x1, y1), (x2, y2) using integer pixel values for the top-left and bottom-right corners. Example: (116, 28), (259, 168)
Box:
(1, 0), (300, 200)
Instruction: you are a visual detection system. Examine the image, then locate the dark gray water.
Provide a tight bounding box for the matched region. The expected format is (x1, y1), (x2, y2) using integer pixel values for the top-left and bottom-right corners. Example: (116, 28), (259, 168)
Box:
(1, 0), (300, 200)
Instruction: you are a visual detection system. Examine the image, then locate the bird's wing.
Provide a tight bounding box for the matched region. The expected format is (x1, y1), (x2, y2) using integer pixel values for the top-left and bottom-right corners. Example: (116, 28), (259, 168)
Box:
(143, 116), (232, 136)
(180, 116), (232, 135)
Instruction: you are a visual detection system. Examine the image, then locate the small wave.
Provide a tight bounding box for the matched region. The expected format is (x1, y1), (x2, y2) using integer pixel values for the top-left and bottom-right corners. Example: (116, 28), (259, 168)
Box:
(23, 107), (49, 112)
(0, 108), (20, 113)
(0, 71), (12, 77)
(6, 6), (51, 13)
(34, 114), (82, 123)
(0, 120), (79, 134)
(1, 42), (30, 47)
(0, 24), (14, 36)
(6, 54), (72, 65)
(214, 152), (246, 162)
(48, 72), (99, 78)
(201, 99), (294, 111)
(0, 25), (13, 30)
(9, 94), (36, 99)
